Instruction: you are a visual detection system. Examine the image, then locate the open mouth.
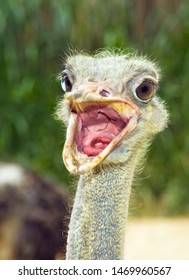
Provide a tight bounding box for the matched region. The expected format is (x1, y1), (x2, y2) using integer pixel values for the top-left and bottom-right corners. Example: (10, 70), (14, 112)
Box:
(75, 105), (130, 157)
(63, 100), (139, 175)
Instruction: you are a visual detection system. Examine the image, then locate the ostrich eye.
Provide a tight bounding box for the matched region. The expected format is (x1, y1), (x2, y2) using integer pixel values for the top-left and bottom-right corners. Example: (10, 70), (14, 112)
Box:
(61, 75), (72, 92)
(135, 80), (155, 102)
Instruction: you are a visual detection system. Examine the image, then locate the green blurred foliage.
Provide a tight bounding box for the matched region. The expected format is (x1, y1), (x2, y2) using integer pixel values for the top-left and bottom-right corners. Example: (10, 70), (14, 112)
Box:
(0, 0), (189, 215)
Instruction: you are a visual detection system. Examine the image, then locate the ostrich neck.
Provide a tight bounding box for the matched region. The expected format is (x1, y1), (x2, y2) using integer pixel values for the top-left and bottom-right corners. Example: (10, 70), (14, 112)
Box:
(66, 161), (136, 260)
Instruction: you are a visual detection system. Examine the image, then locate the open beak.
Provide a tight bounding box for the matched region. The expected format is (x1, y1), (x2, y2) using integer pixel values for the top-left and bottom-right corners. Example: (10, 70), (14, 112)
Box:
(63, 92), (140, 175)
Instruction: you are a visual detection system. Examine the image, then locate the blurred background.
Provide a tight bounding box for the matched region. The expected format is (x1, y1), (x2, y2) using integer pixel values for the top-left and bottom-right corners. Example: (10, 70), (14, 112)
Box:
(1, 0), (189, 220)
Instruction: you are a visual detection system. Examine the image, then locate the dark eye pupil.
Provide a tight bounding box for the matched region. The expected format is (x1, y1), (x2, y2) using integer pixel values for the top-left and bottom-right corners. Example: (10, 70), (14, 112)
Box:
(65, 76), (72, 89)
(135, 81), (154, 102)
(61, 75), (72, 92)
(141, 85), (149, 93)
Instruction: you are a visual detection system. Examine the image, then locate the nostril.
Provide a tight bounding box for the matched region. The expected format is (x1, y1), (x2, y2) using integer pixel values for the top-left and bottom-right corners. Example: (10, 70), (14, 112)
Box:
(99, 90), (110, 97)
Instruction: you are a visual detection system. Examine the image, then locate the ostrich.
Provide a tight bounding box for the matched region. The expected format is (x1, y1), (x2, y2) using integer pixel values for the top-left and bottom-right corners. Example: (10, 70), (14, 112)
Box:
(56, 50), (168, 260)
(0, 162), (70, 260)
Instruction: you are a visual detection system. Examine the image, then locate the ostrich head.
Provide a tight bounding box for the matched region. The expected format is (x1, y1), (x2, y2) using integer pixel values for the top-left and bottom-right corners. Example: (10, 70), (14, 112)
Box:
(57, 51), (168, 175)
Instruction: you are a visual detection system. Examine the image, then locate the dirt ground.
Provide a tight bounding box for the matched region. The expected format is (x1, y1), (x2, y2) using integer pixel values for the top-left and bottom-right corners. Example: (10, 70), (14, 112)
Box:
(124, 217), (189, 260)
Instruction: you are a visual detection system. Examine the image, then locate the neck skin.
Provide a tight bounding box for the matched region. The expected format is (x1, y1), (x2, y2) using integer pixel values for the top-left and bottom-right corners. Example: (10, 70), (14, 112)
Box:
(66, 160), (136, 260)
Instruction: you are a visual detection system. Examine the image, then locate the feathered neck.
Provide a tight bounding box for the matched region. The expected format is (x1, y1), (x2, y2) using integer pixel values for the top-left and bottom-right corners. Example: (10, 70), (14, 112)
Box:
(66, 162), (136, 260)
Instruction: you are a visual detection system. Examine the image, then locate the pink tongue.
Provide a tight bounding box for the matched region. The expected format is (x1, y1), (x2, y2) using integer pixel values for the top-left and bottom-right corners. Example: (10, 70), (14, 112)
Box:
(75, 106), (126, 156)
(83, 137), (112, 156)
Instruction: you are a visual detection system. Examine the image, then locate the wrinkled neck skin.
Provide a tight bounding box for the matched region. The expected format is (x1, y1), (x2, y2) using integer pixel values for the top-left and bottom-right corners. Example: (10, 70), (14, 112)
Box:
(66, 159), (136, 260)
